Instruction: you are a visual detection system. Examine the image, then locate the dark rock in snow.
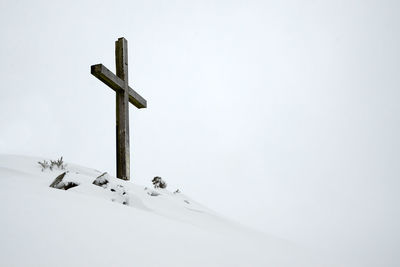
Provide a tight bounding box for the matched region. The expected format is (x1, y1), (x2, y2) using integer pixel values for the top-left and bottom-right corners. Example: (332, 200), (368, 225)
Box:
(63, 182), (79, 190)
(93, 172), (109, 187)
(49, 172), (79, 190)
(49, 172), (66, 188)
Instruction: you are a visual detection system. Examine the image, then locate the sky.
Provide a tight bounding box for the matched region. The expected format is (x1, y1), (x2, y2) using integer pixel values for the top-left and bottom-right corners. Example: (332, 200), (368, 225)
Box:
(0, 0), (399, 266)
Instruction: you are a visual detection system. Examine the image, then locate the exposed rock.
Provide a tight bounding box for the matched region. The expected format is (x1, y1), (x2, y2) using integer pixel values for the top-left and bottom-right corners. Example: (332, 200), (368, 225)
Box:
(49, 172), (79, 190)
(92, 173), (130, 206)
(93, 172), (109, 187)
(49, 172), (66, 187)
(62, 182), (79, 190)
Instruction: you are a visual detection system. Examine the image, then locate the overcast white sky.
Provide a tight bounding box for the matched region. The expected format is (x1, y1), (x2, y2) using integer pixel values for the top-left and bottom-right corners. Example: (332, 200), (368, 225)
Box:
(0, 0), (399, 266)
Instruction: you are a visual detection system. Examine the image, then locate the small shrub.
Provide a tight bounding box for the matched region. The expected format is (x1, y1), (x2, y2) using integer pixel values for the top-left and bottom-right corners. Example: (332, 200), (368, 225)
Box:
(38, 160), (50, 171)
(152, 176), (167, 189)
(38, 157), (66, 171)
(50, 156), (66, 170)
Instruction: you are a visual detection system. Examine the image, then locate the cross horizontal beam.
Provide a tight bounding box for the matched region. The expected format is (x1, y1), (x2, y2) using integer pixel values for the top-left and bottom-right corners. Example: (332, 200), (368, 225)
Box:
(91, 64), (147, 109)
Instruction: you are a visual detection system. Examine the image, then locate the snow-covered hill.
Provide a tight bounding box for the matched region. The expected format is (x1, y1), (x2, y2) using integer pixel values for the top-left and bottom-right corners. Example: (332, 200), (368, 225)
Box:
(0, 155), (322, 267)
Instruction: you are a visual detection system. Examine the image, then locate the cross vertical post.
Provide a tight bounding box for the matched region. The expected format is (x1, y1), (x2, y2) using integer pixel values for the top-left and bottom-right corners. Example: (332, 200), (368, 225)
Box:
(91, 37), (147, 181)
(115, 38), (130, 180)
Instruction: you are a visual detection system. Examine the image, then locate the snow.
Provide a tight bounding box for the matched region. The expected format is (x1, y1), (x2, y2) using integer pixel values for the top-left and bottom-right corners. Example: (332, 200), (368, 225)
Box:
(0, 155), (325, 267)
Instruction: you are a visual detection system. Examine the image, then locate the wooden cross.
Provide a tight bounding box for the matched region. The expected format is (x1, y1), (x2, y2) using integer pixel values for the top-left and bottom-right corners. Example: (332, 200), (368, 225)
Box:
(91, 37), (147, 181)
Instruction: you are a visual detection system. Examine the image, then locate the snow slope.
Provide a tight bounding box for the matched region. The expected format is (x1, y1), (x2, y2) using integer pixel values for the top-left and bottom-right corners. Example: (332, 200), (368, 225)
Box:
(0, 155), (323, 267)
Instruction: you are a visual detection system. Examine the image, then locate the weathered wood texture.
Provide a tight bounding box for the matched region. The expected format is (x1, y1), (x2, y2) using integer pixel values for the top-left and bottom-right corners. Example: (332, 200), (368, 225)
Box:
(91, 37), (147, 181)
(115, 38), (130, 181)
(91, 65), (147, 108)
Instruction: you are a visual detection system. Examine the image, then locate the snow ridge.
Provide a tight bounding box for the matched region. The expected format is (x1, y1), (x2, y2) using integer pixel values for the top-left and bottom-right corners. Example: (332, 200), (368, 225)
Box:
(0, 155), (323, 267)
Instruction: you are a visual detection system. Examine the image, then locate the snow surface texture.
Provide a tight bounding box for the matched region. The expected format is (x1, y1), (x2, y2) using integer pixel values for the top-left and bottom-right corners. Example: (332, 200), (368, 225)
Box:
(0, 155), (325, 267)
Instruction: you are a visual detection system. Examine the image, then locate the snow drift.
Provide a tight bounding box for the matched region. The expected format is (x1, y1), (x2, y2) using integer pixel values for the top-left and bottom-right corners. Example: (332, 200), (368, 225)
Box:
(0, 155), (323, 267)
